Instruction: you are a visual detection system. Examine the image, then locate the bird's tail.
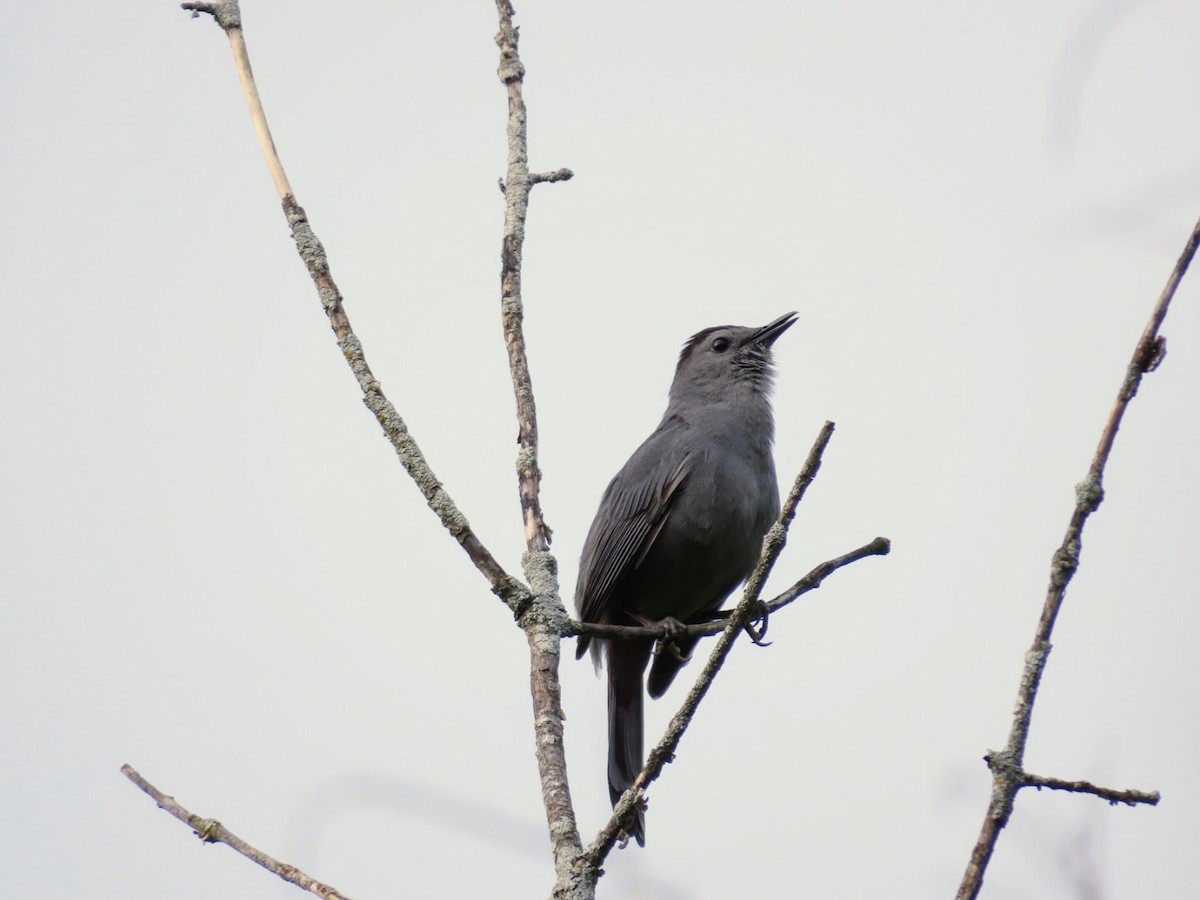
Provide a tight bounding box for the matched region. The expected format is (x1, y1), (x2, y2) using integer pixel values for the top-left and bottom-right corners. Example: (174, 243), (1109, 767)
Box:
(606, 637), (651, 846)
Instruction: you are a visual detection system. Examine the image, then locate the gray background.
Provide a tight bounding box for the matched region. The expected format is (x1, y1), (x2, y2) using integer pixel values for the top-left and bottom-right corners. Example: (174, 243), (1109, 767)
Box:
(3, 1), (1198, 897)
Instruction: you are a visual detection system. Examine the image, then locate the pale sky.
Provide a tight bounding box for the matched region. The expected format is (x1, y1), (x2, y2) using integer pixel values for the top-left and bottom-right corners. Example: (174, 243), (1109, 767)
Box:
(3, 2), (1199, 898)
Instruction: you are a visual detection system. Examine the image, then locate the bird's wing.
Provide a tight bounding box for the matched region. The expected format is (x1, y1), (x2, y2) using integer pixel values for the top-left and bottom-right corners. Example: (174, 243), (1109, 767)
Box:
(576, 435), (692, 629)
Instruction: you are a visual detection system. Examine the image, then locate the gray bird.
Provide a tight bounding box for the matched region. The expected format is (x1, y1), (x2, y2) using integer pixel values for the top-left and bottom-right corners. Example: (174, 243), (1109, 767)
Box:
(575, 311), (796, 846)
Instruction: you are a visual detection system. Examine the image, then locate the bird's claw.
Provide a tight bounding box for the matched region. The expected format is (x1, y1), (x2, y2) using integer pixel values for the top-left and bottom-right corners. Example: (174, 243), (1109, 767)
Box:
(744, 600), (772, 646)
(634, 614), (691, 662)
(665, 641), (692, 662)
(652, 616), (690, 661)
(659, 615), (687, 642)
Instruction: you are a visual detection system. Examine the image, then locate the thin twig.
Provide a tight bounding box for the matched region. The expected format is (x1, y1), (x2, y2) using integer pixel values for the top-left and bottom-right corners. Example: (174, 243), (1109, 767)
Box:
(764, 536), (891, 610)
(582, 421), (837, 868)
(1018, 769), (1160, 807)
(497, 0), (568, 554)
(121, 765), (351, 900)
(180, 1), (529, 615)
(956, 214), (1200, 900)
(493, 5), (588, 898)
(565, 536), (890, 642)
(530, 168), (575, 185)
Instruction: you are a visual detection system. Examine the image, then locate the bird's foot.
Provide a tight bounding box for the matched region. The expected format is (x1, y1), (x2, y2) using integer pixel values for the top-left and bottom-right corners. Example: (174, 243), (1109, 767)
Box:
(635, 614), (692, 662)
(615, 792), (648, 848)
(744, 599), (772, 647)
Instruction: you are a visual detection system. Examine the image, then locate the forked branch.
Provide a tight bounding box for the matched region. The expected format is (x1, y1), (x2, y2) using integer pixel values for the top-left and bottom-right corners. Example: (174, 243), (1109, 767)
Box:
(496, 0), (572, 555)
(162, 9), (887, 900)
(955, 213), (1200, 899)
(178, 0), (527, 613)
(492, 3), (587, 893)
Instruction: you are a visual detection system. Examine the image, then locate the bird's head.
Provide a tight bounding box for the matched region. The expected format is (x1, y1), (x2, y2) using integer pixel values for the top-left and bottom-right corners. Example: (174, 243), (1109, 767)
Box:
(669, 311), (797, 406)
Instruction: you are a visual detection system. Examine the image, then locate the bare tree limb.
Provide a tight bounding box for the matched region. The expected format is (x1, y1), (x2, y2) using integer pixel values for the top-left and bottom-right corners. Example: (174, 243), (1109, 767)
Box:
(582, 421), (837, 868)
(181, 2), (239, 30)
(1006, 763), (1160, 808)
(178, 0), (529, 614)
(493, 5), (589, 896)
(121, 765), (351, 900)
(565, 536), (890, 643)
(173, 8), (874, 900)
(496, 0), (568, 555)
(182, 2), (286, 197)
(764, 536), (891, 610)
(178, 4), (590, 895)
(956, 213), (1200, 899)
(530, 168), (575, 185)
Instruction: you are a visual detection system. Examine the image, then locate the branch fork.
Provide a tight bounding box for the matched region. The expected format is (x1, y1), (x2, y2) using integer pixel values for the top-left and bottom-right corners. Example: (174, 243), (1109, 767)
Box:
(147, 6), (892, 900)
(956, 214), (1200, 898)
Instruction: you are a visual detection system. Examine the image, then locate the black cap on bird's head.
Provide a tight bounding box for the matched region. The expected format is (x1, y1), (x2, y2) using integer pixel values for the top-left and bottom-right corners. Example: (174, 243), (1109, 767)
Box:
(671, 311), (798, 401)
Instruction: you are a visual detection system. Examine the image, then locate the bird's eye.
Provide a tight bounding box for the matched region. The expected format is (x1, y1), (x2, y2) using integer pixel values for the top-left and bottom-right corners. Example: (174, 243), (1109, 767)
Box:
(711, 336), (731, 353)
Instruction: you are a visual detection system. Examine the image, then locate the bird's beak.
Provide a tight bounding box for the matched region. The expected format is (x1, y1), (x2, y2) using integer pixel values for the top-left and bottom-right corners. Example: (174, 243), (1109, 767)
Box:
(749, 311), (798, 347)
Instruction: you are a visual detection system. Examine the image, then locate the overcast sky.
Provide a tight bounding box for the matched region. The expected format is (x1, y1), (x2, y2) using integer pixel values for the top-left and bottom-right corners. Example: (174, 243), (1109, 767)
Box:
(3, 1), (1199, 898)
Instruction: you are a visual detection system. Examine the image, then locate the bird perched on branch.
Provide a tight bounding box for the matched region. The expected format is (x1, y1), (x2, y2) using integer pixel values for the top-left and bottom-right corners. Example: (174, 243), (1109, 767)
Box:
(575, 311), (796, 846)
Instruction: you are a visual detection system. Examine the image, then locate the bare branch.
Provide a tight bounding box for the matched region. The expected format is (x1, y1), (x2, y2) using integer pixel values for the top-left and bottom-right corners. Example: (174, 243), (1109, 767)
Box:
(1021, 770), (1160, 808)
(530, 168), (575, 185)
(565, 536), (890, 643)
(518, 548), (587, 898)
(496, 0), (570, 555)
(183, 2), (287, 196)
(121, 765), (351, 900)
(582, 421), (837, 868)
(764, 536), (891, 610)
(178, 3), (528, 615)
(181, 2), (240, 30)
(956, 213), (1200, 899)
(493, 5), (588, 897)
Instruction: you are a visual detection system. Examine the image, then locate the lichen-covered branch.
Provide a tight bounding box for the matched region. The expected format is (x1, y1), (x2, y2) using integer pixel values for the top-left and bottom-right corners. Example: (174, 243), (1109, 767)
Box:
(956, 214), (1200, 900)
(521, 551), (590, 900)
(496, 0), (571, 555)
(493, 4), (588, 897)
(179, 0), (528, 614)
